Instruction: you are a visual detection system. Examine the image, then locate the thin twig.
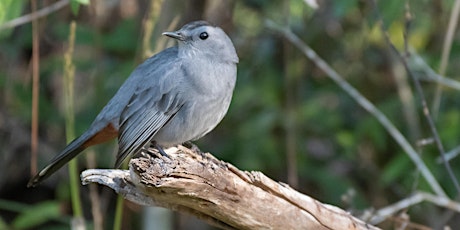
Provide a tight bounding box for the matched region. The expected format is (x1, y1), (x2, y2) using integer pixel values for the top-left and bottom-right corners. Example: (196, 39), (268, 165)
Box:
(64, 20), (85, 227)
(86, 150), (104, 230)
(432, 0), (460, 118)
(436, 145), (460, 163)
(0, 0), (69, 31)
(419, 75), (460, 90)
(141, 0), (163, 59)
(283, 0), (298, 189)
(410, 52), (460, 91)
(370, 0), (460, 195)
(30, 0), (40, 177)
(394, 2), (421, 143)
(363, 191), (460, 225)
(265, 20), (447, 197)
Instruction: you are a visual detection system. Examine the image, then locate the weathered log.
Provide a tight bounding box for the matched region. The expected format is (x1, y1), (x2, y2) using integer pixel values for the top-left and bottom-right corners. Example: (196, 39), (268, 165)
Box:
(81, 145), (379, 230)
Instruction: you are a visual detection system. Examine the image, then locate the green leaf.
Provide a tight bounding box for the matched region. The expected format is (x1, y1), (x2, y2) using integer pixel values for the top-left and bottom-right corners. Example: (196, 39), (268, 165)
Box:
(382, 153), (411, 185)
(12, 201), (61, 229)
(70, 0), (89, 15)
(0, 0), (24, 38)
(70, 1), (80, 15)
(0, 0), (23, 24)
(74, 0), (90, 4)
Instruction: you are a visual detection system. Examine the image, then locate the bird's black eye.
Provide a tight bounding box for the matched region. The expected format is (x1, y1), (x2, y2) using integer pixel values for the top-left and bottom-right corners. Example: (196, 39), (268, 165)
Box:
(199, 32), (209, 40)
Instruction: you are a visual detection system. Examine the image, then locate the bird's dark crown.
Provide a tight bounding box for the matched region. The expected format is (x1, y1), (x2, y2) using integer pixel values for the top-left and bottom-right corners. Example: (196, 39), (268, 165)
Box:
(181, 21), (211, 31)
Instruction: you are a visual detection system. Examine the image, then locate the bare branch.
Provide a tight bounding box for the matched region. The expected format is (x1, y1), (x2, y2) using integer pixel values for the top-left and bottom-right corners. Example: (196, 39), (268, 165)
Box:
(0, 0), (70, 31)
(409, 52), (460, 91)
(436, 145), (460, 163)
(362, 192), (460, 225)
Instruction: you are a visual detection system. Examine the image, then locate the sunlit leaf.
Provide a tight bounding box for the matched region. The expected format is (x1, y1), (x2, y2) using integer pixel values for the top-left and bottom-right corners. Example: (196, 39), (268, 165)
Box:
(70, 1), (80, 15)
(70, 0), (89, 15)
(0, 0), (24, 38)
(74, 0), (89, 4)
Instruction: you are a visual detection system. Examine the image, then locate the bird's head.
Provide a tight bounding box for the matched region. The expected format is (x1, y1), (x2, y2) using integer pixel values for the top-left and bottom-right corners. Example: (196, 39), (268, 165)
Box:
(163, 21), (239, 64)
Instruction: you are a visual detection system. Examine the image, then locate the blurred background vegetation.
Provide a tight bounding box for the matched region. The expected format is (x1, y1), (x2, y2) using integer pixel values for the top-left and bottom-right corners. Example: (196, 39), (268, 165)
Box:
(1, 0), (460, 229)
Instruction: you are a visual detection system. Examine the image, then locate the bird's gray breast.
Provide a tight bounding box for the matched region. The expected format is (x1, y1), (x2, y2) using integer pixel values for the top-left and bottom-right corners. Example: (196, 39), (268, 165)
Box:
(153, 58), (237, 146)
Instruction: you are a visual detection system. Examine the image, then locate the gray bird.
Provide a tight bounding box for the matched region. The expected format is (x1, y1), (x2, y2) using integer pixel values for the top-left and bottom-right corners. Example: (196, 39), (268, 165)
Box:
(28, 20), (238, 187)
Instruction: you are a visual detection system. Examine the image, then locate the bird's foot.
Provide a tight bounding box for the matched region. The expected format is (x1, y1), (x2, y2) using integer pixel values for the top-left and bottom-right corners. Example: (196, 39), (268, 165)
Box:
(183, 141), (207, 158)
(183, 141), (201, 153)
(145, 141), (171, 159)
(154, 142), (171, 159)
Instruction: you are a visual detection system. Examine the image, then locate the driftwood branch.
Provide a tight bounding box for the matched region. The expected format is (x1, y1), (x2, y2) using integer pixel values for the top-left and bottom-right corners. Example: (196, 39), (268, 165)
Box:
(81, 145), (379, 230)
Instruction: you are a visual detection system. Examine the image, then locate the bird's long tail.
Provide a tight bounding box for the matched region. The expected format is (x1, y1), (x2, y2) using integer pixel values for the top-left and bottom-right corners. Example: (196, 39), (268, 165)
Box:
(27, 133), (90, 187)
(28, 124), (117, 187)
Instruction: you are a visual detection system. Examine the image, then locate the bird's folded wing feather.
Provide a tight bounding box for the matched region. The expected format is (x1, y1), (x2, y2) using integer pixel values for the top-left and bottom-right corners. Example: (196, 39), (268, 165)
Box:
(116, 60), (184, 168)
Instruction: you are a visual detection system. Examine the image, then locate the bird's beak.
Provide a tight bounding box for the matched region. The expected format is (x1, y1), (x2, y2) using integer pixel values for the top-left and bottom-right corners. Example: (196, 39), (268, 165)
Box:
(162, 31), (186, 41)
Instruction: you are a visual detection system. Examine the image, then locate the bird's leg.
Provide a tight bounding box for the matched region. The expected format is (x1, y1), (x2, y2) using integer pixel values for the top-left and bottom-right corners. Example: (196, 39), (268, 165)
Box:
(183, 141), (209, 159)
(154, 141), (170, 158)
(183, 141), (200, 153)
(145, 141), (170, 159)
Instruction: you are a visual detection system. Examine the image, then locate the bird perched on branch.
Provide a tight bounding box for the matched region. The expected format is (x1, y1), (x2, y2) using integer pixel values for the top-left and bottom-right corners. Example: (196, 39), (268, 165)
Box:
(28, 20), (238, 187)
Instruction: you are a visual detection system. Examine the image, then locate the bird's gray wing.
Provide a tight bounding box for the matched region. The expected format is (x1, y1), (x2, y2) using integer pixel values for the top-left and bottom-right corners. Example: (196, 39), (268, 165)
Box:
(115, 61), (185, 168)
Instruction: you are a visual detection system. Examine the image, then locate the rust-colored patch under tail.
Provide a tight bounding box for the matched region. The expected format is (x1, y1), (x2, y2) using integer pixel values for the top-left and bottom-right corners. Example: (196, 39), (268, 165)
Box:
(83, 123), (118, 148)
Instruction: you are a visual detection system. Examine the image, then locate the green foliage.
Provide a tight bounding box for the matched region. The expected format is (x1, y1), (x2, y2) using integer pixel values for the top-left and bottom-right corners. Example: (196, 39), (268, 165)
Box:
(0, 0), (23, 38)
(381, 152), (411, 185)
(439, 109), (460, 147)
(102, 19), (139, 54)
(70, 0), (89, 15)
(332, 0), (359, 19)
(11, 201), (61, 229)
